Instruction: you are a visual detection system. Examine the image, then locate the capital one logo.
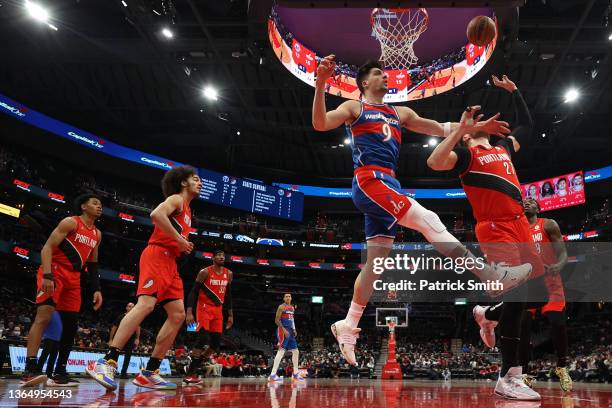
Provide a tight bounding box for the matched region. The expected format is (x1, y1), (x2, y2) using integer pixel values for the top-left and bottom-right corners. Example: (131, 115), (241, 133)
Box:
(0, 101), (26, 117)
(141, 157), (173, 169)
(67, 131), (104, 149)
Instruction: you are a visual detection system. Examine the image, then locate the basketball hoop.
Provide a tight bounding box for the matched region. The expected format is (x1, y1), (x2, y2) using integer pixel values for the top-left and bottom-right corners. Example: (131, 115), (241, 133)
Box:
(371, 8), (429, 69)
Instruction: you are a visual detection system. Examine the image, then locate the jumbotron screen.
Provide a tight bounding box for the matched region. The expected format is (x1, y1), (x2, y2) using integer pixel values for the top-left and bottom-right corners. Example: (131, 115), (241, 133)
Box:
(268, 6), (497, 102)
(522, 171), (585, 212)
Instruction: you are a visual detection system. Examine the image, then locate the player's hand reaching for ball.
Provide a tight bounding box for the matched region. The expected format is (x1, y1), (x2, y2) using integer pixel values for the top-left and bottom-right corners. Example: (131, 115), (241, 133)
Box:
(316, 55), (336, 85)
(474, 111), (511, 137)
(492, 75), (517, 93)
(458, 105), (482, 132)
(177, 235), (194, 254)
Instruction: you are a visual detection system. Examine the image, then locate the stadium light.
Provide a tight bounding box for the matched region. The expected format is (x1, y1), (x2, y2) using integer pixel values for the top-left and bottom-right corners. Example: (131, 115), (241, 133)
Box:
(344, 138), (351, 145)
(609, 33), (612, 41)
(564, 88), (579, 103)
(428, 138), (438, 147)
(121, 0), (128, 7)
(203, 86), (218, 101)
(25, 0), (49, 23)
(236, 131), (241, 136)
(161, 27), (174, 39)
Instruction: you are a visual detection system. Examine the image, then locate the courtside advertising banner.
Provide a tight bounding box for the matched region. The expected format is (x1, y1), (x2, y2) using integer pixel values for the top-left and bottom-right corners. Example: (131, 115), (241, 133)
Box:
(9, 346), (171, 375)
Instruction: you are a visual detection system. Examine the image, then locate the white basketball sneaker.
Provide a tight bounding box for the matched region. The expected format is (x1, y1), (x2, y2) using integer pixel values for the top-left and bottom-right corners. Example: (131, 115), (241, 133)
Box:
(488, 263), (533, 297)
(495, 367), (541, 400)
(331, 320), (361, 366)
(473, 305), (498, 348)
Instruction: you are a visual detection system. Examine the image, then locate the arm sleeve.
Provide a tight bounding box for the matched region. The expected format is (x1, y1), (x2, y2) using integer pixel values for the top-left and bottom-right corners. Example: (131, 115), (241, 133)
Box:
(86, 262), (101, 292)
(224, 282), (232, 310)
(452, 147), (471, 174)
(494, 138), (516, 158)
(186, 281), (203, 311)
(509, 89), (533, 145)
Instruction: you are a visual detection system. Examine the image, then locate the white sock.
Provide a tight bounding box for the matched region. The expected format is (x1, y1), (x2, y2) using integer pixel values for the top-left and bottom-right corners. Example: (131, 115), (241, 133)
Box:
(345, 301), (365, 329)
(270, 348), (285, 376)
(291, 349), (299, 374)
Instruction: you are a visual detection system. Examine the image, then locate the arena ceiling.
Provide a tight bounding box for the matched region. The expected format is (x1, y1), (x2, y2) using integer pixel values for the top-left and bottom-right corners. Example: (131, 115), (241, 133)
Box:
(1, 0), (611, 187)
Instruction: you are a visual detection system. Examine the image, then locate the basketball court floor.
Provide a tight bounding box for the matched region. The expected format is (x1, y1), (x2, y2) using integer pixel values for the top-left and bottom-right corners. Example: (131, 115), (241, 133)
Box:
(0, 378), (609, 407)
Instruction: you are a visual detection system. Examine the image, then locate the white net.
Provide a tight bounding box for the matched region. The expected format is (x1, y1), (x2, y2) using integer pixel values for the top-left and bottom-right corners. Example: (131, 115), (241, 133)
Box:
(371, 8), (429, 69)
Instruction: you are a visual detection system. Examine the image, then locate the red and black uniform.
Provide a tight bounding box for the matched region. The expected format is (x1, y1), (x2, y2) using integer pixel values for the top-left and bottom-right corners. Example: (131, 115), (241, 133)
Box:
(529, 218), (565, 313)
(194, 266), (230, 333)
(36, 216), (99, 312)
(453, 139), (543, 278)
(137, 199), (191, 304)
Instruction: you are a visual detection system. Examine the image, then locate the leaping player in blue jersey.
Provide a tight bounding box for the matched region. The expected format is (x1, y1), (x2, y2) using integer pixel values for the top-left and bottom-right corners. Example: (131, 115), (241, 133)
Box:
(268, 293), (304, 383)
(312, 55), (534, 366)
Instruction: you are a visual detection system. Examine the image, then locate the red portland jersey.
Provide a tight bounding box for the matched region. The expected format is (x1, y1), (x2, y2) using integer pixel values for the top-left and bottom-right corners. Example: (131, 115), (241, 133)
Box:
(52, 216), (99, 271)
(530, 218), (557, 265)
(460, 144), (524, 222)
(148, 199), (191, 257)
(199, 266), (230, 306)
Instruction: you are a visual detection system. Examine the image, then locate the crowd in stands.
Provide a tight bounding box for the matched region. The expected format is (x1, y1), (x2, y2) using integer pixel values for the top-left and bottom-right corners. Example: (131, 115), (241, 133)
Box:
(270, 6), (465, 83)
(3, 146), (611, 251)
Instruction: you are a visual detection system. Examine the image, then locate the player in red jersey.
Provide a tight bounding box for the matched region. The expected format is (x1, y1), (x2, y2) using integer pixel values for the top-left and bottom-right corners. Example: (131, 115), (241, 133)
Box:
(427, 75), (545, 400)
(313, 56), (531, 367)
(523, 198), (571, 391)
(182, 250), (234, 385)
(21, 194), (103, 387)
(87, 166), (202, 391)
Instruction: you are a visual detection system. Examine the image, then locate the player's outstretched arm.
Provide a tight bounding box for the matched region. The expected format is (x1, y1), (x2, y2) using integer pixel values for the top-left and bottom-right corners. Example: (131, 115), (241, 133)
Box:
(397, 106), (509, 139)
(427, 106), (482, 171)
(312, 54), (357, 131)
(492, 75), (534, 145)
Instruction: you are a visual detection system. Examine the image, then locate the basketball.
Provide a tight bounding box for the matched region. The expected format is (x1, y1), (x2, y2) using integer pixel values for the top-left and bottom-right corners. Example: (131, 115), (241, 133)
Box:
(467, 15), (496, 46)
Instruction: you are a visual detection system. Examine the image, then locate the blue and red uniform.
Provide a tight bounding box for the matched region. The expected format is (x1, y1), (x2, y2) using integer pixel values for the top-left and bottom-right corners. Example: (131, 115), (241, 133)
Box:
(347, 102), (411, 239)
(276, 305), (298, 350)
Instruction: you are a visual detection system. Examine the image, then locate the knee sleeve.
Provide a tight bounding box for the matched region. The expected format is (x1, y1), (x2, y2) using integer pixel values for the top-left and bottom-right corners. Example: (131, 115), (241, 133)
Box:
(209, 333), (221, 352)
(401, 200), (446, 234)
